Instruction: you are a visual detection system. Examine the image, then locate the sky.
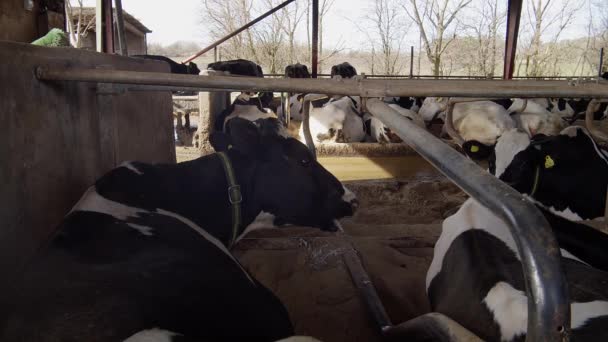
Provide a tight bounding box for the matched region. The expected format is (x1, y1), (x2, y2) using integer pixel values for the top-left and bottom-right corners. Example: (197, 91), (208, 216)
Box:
(75, 0), (595, 50)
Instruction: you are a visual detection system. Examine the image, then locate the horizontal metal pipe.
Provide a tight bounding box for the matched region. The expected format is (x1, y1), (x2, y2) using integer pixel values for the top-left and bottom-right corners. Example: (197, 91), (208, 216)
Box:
(36, 66), (608, 98)
(366, 98), (570, 341)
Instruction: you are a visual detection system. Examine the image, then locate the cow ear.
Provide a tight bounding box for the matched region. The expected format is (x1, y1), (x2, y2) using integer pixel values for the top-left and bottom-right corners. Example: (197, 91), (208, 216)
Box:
(222, 118), (262, 157)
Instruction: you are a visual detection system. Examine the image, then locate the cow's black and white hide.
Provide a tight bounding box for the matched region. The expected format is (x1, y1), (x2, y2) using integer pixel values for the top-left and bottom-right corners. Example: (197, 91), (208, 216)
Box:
(489, 126), (607, 221)
(551, 98), (608, 122)
(300, 96), (366, 143)
(285, 63), (311, 79)
(499, 98), (568, 136)
(427, 198), (608, 342)
(383, 96), (426, 113)
(207, 59), (274, 110)
(278, 94), (330, 122)
(214, 93), (281, 133)
(132, 55), (200, 95)
(208, 58), (264, 77)
(363, 104), (425, 143)
(419, 98), (516, 159)
(0, 118), (357, 341)
(132, 55), (201, 75)
(330, 62), (357, 79)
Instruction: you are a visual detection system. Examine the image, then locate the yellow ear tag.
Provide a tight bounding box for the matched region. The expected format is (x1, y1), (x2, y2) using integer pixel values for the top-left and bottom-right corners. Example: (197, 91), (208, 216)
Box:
(228, 144), (233, 150)
(544, 155), (555, 169)
(470, 145), (479, 153)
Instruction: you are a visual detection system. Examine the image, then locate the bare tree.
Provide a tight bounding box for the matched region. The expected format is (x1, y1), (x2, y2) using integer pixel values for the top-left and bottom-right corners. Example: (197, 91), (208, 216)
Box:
(521, 0), (579, 76)
(359, 0), (409, 75)
(255, 0), (288, 73)
(65, 0), (95, 48)
(318, 0), (336, 72)
(281, 0), (306, 63)
(464, 0), (505, 77)
(403, 0), (472, 77)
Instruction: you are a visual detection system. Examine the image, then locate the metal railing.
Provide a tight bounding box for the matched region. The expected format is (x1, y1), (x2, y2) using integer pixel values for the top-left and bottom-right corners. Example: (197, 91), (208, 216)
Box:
(365, 99), (569, 341)
(35, 66), (608, 340)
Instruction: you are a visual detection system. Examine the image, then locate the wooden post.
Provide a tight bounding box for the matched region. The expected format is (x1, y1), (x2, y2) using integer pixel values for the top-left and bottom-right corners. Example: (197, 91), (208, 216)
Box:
(114, 0), (128, 55)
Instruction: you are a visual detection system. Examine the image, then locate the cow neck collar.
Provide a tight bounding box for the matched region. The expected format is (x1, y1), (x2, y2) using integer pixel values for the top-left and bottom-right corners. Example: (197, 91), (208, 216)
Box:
(529, 164), (541, 197)
(216, 151), (243, 248)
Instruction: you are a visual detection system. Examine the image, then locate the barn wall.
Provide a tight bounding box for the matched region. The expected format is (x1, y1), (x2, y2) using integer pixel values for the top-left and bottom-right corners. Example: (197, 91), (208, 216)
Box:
(0, 0), (39, 42)
(0, 41), (175, 290)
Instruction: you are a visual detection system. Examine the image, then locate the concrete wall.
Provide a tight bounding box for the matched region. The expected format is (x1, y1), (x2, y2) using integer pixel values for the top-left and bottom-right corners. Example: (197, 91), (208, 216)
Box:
(0, 41), (175, 288)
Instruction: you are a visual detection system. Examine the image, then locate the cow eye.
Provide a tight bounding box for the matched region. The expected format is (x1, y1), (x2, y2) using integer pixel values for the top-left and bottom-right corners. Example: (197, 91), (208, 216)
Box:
(301, 159), (311, 167)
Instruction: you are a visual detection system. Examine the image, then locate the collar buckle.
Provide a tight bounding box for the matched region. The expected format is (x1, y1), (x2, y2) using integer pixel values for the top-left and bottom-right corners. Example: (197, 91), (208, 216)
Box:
(228, 185), (243, 204)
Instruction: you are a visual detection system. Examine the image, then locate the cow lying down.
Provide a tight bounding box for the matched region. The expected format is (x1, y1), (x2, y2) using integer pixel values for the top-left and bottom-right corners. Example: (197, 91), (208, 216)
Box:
(427, 127), (608, 341)
(304, 96), (366, 143)
(0, 118), (357, 341)
(418, 97), (570, 159)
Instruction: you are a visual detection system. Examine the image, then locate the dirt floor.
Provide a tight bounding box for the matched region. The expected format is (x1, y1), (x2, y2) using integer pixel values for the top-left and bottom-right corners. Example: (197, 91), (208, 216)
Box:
(175, 145), (468, 341)
(234, 177), (467, 342)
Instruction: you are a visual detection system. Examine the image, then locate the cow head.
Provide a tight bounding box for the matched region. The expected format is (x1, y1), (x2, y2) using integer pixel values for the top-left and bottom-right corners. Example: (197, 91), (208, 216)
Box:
(418, 97), (447, 122)
(285, 63), (311, 78)
(462, 140), (495, 160)
(489, 127), (608, 220)
(186, 62), (200, 75)
(330, 62), (357, 79)
(211, 118), (358, 231)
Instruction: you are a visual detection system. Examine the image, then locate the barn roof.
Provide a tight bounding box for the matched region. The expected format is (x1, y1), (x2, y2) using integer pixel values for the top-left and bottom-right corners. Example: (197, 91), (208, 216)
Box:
(69, 7), (152, 34)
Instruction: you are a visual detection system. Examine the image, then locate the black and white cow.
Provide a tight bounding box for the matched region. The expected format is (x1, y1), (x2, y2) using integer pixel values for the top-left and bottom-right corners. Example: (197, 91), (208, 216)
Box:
(427, 127), (608, 341)
(489, 126), (607, 221)
(551, 98), (608, 122)
(330, 62), (357, 79)
(427, 198), (608, 341)
(132, 55), (201, 75)
(384, 96), (426, 113)
(419, 98), (517, 159)
(285, 63), (311, 79)
(301, 95), (366, 143)
(208, 58), (264, 77)
(363, 104), (424, 143)
(208, 60), (277, 131)
(0, 118), (357, 341)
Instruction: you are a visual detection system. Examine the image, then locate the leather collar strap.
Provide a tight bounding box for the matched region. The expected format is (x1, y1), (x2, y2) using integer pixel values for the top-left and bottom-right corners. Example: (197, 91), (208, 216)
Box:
(217, 151), (242, 247)
(529, 164), (541, 197)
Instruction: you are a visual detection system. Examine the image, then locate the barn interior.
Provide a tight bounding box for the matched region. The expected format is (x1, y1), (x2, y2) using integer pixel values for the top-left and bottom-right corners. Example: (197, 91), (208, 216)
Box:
(2, 0), (608, 341)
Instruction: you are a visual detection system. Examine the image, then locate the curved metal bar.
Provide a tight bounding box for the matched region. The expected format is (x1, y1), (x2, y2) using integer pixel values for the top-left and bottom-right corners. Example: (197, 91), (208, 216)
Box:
(444, 102), (465, 145)
(301, 94), (328, 159)
(366, 98), (570, 341)
(585, 99), (608, 142)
